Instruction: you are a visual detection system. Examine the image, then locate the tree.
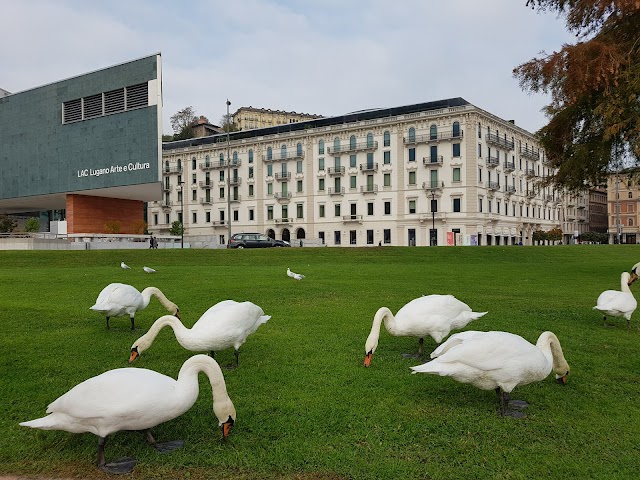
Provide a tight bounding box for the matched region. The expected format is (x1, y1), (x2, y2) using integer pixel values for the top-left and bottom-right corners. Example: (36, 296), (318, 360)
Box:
(219, 113), (239, 133)
(513, 1), (640, 191)
(24, 217), (40, 233)
(547, 227), (563, 242)
(170, 221), (183, 236)
(104, 220), (121, 234)
(170, 106), (197, 140)
(0, 214), (17, 233)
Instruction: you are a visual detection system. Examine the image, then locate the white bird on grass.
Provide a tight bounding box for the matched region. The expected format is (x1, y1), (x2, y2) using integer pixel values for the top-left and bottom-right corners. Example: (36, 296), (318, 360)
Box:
(129, 300), (271, 368)
(90, 283), (180, 330)
(287, 267), (305, 281)
(364, 294), (487, 367)
(121, 262), (131, 270)
(593, 271), (637, 328)
(143, 266), (156, 273)
(411, 330), (570, 418)
(20, 355), (236, 475)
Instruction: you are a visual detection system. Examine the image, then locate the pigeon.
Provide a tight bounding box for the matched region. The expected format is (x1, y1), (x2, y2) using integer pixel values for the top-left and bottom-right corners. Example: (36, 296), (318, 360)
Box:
(143, 266), (156, 274)
(287, 267), (305, 281)
(121, 262), (131, 270)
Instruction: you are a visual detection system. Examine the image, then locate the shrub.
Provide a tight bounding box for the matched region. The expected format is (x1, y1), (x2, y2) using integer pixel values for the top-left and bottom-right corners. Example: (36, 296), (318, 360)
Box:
(104, 220), (121, 234)
(170, 221), (183, 236)
(0, 214), (17, 233)
(24, 217), (40, 233)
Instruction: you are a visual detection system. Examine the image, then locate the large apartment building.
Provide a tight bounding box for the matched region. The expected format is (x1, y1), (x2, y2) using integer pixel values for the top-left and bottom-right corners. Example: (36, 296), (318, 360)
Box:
(149, 98), (574, 247)
(233, 106), (323, 131)
(607, 174), (640, 243)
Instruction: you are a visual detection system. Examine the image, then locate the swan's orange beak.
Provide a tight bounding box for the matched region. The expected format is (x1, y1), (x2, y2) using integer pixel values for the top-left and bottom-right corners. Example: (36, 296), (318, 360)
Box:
(129, 348), (139, 363)
(364, 352), (373, 367)
(221, 416), (234, 439)
(628, 273), (638, 286)
(556, 372), (569, 385)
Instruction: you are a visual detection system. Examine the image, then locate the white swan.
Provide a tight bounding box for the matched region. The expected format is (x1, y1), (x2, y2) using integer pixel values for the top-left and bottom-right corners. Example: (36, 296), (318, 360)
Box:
(411, 330), (570, 417)
(90, 283), (180, 330)
(20, 354), (236, 474)
(628, 262), (640, 284)
(130, 300), (271, 367)
(593, 271), (637, 328)
(287, 267), (305, 281)
(143, 266), (157, 273)
(121, 262), (131, 270)
(364, 294), (487, 367)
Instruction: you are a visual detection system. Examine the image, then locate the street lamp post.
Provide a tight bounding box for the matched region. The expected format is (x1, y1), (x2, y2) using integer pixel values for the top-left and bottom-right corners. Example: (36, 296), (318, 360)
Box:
(178, 180), (184, 248)
(431, 192), (436, 246)
(226, 99), (232, 247)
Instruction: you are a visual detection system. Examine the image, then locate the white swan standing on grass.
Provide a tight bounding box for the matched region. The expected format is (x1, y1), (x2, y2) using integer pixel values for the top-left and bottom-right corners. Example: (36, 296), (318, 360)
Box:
(20, 355), (236, 474)
(287, 267), (305, 281)
(364, 295), (487, 367)
(129, 300), (271, 368)
(593, 271), (637, 328)
(121, 262), (131, 270)
(90, 283), (180, 330)
(411, 330), (570, 418)
(143, 266), (157, 273)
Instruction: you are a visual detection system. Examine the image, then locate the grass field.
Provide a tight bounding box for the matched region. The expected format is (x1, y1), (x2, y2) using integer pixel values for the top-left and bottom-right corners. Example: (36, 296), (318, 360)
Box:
(1, 245), (640, 479)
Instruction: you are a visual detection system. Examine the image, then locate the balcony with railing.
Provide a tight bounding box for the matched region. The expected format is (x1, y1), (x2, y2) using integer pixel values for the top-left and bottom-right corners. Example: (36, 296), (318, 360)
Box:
(360, 184), (378, 194)
(519, 146), (539, 161)
(486, 156), (499, 169)
(274, 172), (291, 181)
(485, 133), (514, 150)
(162, 184), (173, 192)
(275, 217), (292, 224)
(342, 214), (363, 223)
(212, 220), (226, 226)
(486, 181), (500, 191)
(199, 180), (214, 188)
(327, 140), (378, 154)
(263, 151), (305, 162)
(526, 189), (536, 198)
(199, 197), (213, 205)
(359, 162), (378, 173)
(229, 177), (242, 186)
(159, 201), (172, 209)
(423, 155), (443, 166)
(505, 185), (516, 194)
(525, 168), (536, 177)
(423, 180), (444, 191)
(503, 161), (515, 173)
(545, 195), (554, 203)
(230, 195), (242, 203)
(403, 131), (464, 144)
(274, 192), (292, 201)
(328, 166), (345, 176)
(200, 159), (242, 170)
(163, 165), (182, 175)
(328, 187), (345, 196)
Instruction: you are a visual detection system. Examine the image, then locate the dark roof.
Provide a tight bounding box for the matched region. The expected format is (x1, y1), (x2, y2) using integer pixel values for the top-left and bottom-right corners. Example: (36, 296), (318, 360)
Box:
(163, 97), (470, 151)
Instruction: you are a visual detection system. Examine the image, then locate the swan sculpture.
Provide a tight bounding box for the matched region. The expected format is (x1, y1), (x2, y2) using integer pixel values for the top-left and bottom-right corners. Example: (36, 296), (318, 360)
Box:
(411, 330), (570, 418)
(143, 266), (157, 273)
(20, 354), (236, 474)
(90, 283), (180, 330)
(287, 267), (305, 281)
(130, 300), (271, 368)
(364, 295), (487, 367)
(593, 271), (637, 328)
(121, 262), (131, 270)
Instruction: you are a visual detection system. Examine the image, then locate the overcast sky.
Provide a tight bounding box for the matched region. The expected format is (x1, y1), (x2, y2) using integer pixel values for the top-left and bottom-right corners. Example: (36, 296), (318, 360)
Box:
(1, 0), (574, 135)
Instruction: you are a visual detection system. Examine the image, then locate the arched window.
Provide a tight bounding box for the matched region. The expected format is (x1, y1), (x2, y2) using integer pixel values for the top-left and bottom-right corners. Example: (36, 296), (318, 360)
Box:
(233, 151), (238, 164)
(383, 131), (390, 147)
(429, 124), (437, 140)
(318, 140), (325, 154)
(267, 147), (273, 160)
(367, 133), (374, 148)
(281, 144), (287, 160)
(334, 137), (341, 153)
(452, 122), (460, 137)
(248, 149), (253, 163)
(409, 127), (416, 143)
(297, 142), (303, 156)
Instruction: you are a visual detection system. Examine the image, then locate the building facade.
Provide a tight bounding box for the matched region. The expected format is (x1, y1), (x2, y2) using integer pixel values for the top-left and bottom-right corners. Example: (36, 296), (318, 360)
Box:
(233, 106), (323, 131)
(149, 98), (571, 247)
(588, 187), (608, 234)
(607, 175), (640, 243)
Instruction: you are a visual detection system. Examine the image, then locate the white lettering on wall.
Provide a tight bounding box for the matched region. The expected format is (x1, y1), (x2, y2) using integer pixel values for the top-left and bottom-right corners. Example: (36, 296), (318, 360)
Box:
(76, 162), (151, 178)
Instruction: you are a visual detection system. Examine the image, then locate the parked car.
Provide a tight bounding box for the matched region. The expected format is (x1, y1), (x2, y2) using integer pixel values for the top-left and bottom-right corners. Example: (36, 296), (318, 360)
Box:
(228, 233), (290, 249)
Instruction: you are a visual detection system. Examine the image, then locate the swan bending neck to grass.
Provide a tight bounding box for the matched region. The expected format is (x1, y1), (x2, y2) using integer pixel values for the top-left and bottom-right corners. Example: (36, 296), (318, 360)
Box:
(411, 330), (570, 418)
(364, 294), (487, 367)
(593, 272), (637, 328)
(90, 283), (180, 330)
(20, 355), (236, 474)
(130, 300), (270, 368)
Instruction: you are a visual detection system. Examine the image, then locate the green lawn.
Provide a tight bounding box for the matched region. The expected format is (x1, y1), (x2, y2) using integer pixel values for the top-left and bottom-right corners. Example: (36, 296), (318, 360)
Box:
(1, 245), (640, 479)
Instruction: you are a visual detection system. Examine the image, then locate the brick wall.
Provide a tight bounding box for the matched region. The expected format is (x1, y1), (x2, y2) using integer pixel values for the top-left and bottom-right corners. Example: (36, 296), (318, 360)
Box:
(66, 194), (144, 234)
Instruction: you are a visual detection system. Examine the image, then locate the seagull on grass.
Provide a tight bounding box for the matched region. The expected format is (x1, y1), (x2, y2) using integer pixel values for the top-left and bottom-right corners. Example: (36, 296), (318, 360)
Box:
(121, 262), (131, 270)
(143, 266), (156, 274)
(287, 268), (305, 281)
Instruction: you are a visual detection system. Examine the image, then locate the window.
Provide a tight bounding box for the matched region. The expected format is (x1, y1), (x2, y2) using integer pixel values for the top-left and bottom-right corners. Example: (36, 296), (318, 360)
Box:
(218, 170), (224, 182)
(249, 184), (254, 196)
(319, 158), (325, 171)
(384, 151), (391, 164)
(350, 155), (357, 168)
(629, 192), (633, 199)
(479, 197), (483, 213)
(319, 178), (325, 191)
(409, 127), (416, 143)
(192, 158), (196, 170)
(368, 202), (374, 215)
(384, 131), (390, 147)
(453, 198), (461, 212)
(334, 137), (341, 153)
(319, 231), (325, 244)
(334, 156), (341, 168)
(350, 175), (357, 189)
(153, 214), (158, 225)
(453, 143), (461, 157)
(219, 210), (225, 222)
(409, 148), (416, 162)
(319, 204), (325, 217)
(192, 190), (197, 201)
(384, 201), (391, 215)
(297, 180), (303, 192)
(297, 143), (303, 157)
(478, 168), (482, 182)
(334, 231), (341, 245)
(384, 173), (391, 187)
(165, 213), (170, 224)
(430, 124), (437, 140)
(267, 147), (272, 160)
(265, 206), (274, 220)
(249, 166), (254, 178)
(409, 200), (416, 214)
(453, 168), (461, 182)
(267, 183), (273, 195)
(297, 203), (304, 219)
(191, 173), (196, 185)
(478, 122), (482, 139)
(452, 121), (460, 137)
(233, 210), (239, 221)
(350, 230), (357, 245)
(409, 171), (416, 185)
(367, 230), (374, 245)
(478, 143), (482, 158)
(319, 140), (325, 155)
(281, 144), (287, 160)
(249, 209), (254, 221)
(367, 133), (374, 148)
(248, 149), (253, 163)
(335, 204), (341, 217)
(351, 203), (357, 216)
(297, 161), (303, 173)
(267, 164), (273, 177)
(350, 136), (356, 151)
(177, 211), (183, 224)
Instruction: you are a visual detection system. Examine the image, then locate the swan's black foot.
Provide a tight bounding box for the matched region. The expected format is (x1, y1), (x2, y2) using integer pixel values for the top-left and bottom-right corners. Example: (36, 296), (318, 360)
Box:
(153, 440), (185, 453)
(501, 409), (527, 419)
(401, 353), (423, 359)
(223, 363), (239, 371)
(99, 457), (137, 474)
(507, 399), (529, 410)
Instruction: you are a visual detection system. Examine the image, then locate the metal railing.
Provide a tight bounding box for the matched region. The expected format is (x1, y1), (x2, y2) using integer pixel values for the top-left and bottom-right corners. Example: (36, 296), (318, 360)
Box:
(423, 155), (443, 166)
(485, 133), (514, 149)
(327, 141), (378, 154)
(403, 131), (464, 144)
(359, 162), (378, 172)
(360, 184), (378, 194)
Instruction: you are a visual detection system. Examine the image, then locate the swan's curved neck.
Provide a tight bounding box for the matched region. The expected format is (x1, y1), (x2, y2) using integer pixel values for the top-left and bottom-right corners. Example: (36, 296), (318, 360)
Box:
(536, 331), (570, 375)
(371, 307), (399, 336)
(141, 287), (171, 310)
(138, 315), (190, 349)
(621, 273), (632, 294)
